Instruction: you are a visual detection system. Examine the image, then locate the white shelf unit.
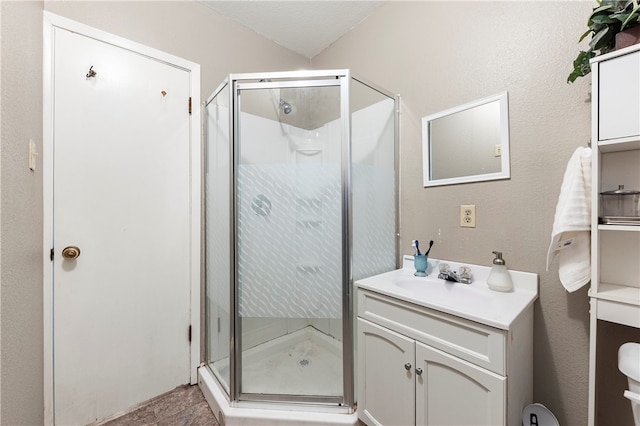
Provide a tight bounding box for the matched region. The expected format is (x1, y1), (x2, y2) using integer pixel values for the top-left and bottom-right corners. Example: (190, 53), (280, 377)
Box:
(588, 43), (640, 426)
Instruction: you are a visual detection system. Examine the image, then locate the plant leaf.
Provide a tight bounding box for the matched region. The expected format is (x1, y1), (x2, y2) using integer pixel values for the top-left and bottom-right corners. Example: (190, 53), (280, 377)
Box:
(600, 0), (627, 10)
(568, 50), (595, 84)
(592, 4), (615, 14)
(611, 11), (631, 22)
(579, 28), (593, 42)
(592, 13), (619, 24)
(589, 26), (611, 50)
(621, 4), (640, 28)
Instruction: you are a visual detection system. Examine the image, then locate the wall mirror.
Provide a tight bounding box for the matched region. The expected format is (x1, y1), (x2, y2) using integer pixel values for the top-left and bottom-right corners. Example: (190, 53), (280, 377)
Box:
(422, 92), (510, 187)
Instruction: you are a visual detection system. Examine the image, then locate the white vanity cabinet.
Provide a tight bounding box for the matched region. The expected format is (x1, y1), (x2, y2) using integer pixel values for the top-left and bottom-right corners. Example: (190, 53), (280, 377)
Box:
(356, 287), (533, 426)
(588, 43), (640, 425)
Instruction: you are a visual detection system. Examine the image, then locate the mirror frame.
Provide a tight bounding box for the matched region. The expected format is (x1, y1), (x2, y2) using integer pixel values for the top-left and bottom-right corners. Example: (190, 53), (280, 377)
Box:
(421, 91), (510, 187)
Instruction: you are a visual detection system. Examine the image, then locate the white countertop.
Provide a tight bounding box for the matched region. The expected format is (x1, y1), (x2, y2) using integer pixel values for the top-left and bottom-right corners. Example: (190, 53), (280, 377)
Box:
(355, 256), (539, 330)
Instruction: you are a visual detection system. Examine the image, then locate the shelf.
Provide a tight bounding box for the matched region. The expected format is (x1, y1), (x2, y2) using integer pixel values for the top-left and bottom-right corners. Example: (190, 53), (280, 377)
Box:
(295, 148), (322, 156)
(589, 42), (640, 424)
(589, 284), (640, 328)
(598, 224), (640, 232)
(591, 42), (640, 63)
(296, 219), (321, 228)
(590, 282), (640, 305)
(295, 264), (321, 273)
(295, 197), (322, 208)
(597, 138), (640, 152)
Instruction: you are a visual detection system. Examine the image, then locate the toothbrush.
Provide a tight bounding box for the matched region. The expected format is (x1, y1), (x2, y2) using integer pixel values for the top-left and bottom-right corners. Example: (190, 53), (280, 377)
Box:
(412, 240), (422, 256)
(424, 240), (434, 256)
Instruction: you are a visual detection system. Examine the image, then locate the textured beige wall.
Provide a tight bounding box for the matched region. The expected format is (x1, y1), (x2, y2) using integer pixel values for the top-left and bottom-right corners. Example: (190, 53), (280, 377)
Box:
(44, 1), (310, 101)
(312, 2), (595, 425)
(1, 1), (633, 424)
(0, 2), (3, 420)
(0, 1), (308, 423)
(0, 2), (3, 417)
(1, 1), (45, 424)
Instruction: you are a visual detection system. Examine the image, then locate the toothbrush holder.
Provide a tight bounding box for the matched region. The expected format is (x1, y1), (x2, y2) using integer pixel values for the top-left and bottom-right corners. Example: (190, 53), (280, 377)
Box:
(414, 255), (428, 277)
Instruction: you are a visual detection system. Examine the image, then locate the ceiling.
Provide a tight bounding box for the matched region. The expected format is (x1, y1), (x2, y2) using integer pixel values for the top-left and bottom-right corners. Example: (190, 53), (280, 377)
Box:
(199, 1), (385, 58)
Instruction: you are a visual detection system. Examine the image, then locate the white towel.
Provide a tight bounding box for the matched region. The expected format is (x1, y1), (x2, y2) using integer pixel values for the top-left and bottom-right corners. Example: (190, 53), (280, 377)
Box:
(546, 146), (592, 292)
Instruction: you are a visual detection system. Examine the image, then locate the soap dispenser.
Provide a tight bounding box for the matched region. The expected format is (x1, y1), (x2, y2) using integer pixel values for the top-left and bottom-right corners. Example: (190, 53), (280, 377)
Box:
(487, 251), (513, 292)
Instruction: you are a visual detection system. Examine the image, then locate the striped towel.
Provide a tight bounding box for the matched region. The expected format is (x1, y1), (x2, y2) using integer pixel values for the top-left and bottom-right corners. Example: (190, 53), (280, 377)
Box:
(546, 147), (592, 292)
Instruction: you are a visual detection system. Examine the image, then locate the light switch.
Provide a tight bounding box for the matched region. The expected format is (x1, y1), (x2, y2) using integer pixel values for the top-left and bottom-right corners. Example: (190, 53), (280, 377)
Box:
(29, 139), (38, 171)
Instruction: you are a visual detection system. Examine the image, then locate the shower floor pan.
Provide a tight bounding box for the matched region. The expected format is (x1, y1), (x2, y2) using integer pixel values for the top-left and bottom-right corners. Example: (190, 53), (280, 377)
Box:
(212, 325), (342, 396)
(200, 326), (357, 425)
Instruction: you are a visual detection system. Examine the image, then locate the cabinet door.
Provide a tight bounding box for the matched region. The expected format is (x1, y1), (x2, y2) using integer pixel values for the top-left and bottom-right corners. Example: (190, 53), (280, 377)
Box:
(415, 342), (505, 426)
(358, 318), (415, 426)
(599, 51), (640, 141)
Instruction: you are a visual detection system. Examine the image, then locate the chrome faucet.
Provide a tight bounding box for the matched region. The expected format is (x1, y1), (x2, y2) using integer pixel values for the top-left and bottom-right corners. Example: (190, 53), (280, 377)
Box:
(437, 263), (473, 284)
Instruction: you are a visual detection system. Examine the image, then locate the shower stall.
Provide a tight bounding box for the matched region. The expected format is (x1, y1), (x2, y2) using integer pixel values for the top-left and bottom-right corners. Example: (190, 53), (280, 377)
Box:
(201, 70), (397, 424)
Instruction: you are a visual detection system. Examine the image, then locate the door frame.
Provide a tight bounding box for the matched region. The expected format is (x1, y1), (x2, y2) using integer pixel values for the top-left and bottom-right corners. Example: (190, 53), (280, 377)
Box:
(42, 12), (201, 425)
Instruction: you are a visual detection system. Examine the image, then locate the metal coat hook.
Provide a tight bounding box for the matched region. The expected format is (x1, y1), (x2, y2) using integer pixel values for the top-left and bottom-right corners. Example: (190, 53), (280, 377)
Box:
(86, 66), (96, 79)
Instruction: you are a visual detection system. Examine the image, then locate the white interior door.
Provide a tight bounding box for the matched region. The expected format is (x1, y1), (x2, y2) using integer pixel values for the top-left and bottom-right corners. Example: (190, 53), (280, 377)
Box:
(49, 24), (197, 425)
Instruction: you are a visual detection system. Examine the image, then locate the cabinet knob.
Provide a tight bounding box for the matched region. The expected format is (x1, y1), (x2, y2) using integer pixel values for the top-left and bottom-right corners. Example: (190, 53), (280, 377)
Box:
(404, 363), (411, 371)
(416, 368), (423, 375)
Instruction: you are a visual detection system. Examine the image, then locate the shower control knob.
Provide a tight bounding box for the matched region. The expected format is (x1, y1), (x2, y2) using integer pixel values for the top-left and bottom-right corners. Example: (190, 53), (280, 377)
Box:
(62, 246), (81, 260)
(404, 363), (411, 371)
(416, 368), (423, 376)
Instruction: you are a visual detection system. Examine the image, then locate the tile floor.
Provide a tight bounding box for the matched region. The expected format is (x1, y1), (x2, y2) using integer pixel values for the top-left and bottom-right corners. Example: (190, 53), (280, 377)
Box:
(99, 384), (219, 426)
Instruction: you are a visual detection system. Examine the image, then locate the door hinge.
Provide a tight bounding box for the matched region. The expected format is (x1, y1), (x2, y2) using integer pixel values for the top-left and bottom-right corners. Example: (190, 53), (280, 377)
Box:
(50, 248), (54, 261)
(188, 324), (192, 343)
(188, 97), (192, 115)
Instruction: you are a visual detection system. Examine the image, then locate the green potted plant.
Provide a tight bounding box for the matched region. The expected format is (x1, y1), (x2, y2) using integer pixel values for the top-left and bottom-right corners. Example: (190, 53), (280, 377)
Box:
(568, 0), (640, 83)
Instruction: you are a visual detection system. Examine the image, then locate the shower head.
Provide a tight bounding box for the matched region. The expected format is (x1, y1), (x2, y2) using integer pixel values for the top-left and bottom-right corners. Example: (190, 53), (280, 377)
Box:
(279, 99), (293, 115)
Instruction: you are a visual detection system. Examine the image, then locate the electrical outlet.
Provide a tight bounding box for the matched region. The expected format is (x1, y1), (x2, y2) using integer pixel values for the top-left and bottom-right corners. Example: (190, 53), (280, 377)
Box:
(494, 144), (502, 157)
(460, 204), (476, 228)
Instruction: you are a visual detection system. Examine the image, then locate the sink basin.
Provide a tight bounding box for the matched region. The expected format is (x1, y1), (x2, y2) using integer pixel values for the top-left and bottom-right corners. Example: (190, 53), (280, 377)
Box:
(392, 277), (493, 308)
(355, 256), (538, 329)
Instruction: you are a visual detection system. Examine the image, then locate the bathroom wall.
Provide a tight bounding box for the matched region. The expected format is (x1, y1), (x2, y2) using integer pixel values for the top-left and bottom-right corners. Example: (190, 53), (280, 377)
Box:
(1, 2), (45, 424)
(0, 1), (308, 423)
(312, 2), (596, 425)
(43, 1), (310, 101)
(1, 1), (631, 424)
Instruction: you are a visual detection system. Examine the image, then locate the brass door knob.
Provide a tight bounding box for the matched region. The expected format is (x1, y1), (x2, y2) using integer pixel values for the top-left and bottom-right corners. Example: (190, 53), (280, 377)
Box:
(62, 246), (81, 260)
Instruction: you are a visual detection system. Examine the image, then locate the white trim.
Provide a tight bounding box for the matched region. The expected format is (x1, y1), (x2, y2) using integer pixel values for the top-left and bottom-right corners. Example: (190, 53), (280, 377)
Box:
(189, 66), (202, 388)
(198, 367), (359, 425)
(43, 13), (55, 425)
(43, 12), (201, 425)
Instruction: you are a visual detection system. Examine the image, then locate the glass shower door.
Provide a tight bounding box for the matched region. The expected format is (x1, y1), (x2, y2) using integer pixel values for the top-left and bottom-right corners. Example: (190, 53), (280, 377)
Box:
(205, 83), (232, 392)
(235, 81), (344, 401)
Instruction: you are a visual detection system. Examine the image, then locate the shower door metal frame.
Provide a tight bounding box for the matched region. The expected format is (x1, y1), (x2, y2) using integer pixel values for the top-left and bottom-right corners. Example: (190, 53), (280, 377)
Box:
(205, 69), (399, 413)
(203, 78), (233, 396)
(230, 71), (352, 408)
